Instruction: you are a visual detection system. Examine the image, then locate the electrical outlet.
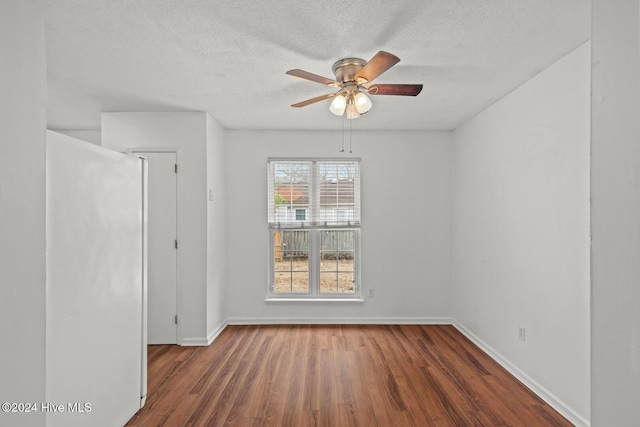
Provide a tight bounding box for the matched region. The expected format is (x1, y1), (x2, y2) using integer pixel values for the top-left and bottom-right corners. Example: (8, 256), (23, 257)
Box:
(518, 326), (526, 342)
(368, 288), (375, 297)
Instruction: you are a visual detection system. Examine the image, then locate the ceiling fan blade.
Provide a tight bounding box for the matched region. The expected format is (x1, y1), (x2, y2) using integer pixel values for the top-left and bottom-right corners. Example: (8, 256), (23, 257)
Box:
(286, 69), (339, 86)
(354, 51), (400, 84)
(368, 84), (423, 96)
(291, 93), (336, 108)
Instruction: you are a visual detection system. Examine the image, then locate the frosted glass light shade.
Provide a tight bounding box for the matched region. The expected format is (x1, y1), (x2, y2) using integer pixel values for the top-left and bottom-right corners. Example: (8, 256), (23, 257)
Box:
(354, 92), (372, 114)
(329, 95), (347, 116)
(346, 103), (361, 119)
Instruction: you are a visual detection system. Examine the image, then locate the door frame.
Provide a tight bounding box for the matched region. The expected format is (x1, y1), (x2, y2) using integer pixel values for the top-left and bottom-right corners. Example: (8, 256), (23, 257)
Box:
(127, 147), (183, 345)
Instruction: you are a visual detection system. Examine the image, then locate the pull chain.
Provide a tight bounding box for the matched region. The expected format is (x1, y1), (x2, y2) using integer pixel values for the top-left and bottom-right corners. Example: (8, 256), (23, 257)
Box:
(349, 119), (353, 154)
(340, 115), (345, 152)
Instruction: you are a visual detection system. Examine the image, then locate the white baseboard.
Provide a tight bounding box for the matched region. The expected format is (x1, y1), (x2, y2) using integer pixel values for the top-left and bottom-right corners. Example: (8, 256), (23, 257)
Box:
(206, 321), (228, 345)
(180, 318), (451, 345)
(180, 337), (210, 346)
(226, 316), (452, 325)
(453, 321), (590, 427)
(180, 321), (228, 346)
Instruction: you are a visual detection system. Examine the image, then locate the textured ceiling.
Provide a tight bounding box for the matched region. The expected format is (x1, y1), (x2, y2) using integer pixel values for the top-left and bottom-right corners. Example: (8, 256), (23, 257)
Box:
(46, 0), (590, 132)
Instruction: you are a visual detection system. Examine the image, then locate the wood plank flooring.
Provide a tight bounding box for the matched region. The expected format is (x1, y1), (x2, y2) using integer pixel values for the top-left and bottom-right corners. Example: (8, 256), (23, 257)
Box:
(126, 325), (573, 427)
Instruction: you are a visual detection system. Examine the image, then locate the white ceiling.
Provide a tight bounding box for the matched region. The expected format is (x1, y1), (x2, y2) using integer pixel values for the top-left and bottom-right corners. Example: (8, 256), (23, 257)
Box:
(46, 0), (590, 132)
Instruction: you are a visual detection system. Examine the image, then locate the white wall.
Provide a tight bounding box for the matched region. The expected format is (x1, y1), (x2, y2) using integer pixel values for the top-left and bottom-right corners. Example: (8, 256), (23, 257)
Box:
(49, 129), (101, 145)
(591, 1), (640, 424)
(225, 130), (452, 323)
(206, 114), (228, 340)
(0, 1), (46, 426)
(102, 112), (209, 343)
(452, 42), (591, 425)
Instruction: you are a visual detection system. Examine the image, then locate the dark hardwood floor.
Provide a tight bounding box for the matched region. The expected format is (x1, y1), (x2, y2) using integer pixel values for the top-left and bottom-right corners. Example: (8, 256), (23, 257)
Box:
(126, 324), (572, 427)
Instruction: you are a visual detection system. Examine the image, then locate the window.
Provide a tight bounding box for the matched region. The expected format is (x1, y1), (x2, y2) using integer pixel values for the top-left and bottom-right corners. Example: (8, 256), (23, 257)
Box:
(268, 159), (361, 298)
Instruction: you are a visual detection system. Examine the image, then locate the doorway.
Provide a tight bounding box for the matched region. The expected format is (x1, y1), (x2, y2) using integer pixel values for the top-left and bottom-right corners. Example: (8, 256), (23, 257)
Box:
(130, 149), (179, 345)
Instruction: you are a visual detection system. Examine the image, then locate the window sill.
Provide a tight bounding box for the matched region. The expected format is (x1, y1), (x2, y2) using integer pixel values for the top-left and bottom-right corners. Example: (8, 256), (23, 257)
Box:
(265, 297), (365, 303)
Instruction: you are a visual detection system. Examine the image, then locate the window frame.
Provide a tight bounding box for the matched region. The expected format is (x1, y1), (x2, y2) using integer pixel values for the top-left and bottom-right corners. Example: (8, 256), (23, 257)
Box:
(267, 158), (362, 301)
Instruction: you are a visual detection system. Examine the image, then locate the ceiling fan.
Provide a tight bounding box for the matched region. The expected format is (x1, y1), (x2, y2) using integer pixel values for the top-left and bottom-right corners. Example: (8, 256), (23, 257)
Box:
(286, 51), (422, 119)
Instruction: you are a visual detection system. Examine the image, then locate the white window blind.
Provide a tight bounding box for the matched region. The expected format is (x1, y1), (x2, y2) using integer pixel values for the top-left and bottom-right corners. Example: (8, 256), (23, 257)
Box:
(268, 159), (360, 229)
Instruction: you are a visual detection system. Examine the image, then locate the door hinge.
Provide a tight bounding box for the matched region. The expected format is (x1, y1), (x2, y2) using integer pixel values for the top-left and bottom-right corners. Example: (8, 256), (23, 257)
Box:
(175, 314), (178, 325)
(174, 163), (178, 173)
(175, 239), (178, 249)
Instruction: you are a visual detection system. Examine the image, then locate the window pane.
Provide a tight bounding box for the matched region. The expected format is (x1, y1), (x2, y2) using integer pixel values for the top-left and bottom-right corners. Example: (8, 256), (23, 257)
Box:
(272, 162), (310, 225)
(282, 230), (309, 253)
(337, 272), (355, 293)
(320, 255), (338, 271)
(320, 269), (355, 293)
(321, 230), (354, 251)
(273, 257), (309, 293)
(291, 272), (310, 293)
(318, 162), (358, 224)
(338, 253), (354, 266)
(319, 230), (355, 294)
(274, 271), (292, 292)
(320, 272), (338, 293)
(273, 230), (309, 293)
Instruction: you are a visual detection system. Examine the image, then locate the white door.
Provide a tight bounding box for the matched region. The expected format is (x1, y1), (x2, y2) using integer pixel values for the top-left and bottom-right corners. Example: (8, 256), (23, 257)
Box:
(139, 151), (178, 344)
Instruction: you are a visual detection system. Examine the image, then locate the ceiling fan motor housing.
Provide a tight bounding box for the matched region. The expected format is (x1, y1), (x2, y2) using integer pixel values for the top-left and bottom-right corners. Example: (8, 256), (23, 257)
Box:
(332, 58), (367, 83)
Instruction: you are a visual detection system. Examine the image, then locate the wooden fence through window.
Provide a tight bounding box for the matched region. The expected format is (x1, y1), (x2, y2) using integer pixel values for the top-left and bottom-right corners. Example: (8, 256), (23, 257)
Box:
(273, 230), (354, 261)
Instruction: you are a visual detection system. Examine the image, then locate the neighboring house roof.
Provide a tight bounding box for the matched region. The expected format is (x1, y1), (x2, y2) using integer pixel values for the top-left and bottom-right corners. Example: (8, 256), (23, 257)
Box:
(275, 180), (355, 206)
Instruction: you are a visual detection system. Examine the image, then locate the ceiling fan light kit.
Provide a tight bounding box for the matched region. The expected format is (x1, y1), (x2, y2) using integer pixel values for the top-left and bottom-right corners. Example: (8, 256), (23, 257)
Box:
(346, 102), (360, 120)
(354, 92), (372, 114)
(287, 51), (422, 120)
(329, 94), (347, 115)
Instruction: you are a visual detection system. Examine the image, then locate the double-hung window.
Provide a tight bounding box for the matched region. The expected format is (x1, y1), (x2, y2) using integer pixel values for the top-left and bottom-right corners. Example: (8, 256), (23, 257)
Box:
(267, 159), (361, 299)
